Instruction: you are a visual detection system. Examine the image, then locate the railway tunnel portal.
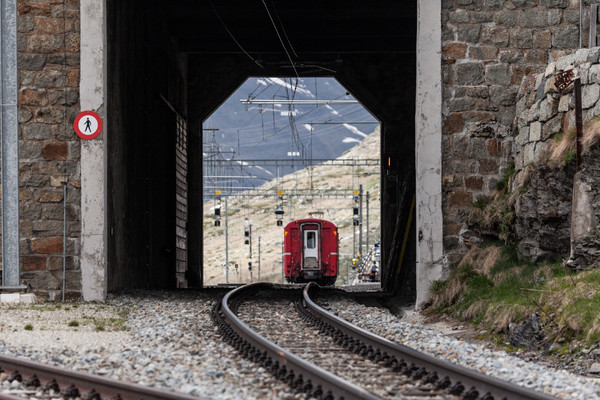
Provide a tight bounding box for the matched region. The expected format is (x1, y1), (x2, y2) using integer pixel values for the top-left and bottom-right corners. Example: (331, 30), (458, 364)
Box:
(97, 0), (441, 304)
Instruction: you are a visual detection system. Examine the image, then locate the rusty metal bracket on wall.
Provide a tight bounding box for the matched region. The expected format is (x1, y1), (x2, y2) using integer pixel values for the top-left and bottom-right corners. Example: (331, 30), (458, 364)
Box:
(0, 0), (25, 290)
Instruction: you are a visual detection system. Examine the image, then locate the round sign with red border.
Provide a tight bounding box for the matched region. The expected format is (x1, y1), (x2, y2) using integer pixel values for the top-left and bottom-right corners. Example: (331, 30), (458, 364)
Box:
(74, 111), (102, 140)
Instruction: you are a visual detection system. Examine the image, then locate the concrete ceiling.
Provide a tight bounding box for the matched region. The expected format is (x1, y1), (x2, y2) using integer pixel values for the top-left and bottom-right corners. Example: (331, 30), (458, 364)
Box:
(155, 1), (416, 56)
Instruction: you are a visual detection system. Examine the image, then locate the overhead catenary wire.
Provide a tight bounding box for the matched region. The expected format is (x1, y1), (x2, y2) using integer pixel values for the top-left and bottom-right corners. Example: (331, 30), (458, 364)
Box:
(261, 0), (299, 78)
(208, 0), (263, 68)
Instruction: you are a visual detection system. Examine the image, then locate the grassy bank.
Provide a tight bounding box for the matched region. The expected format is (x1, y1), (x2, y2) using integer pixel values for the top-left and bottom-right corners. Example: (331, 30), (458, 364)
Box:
(427, 242), (600, 347)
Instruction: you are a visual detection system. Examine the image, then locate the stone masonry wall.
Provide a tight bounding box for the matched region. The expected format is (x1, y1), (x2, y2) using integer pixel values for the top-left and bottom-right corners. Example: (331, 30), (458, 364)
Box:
(15, 0), (81, 299)
(441, 0), (595, 266)
(514, 47), (600, 262)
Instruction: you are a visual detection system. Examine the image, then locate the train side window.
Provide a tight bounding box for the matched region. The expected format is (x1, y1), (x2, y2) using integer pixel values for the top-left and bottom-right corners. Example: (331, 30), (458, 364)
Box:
(306, 231), (316, 249)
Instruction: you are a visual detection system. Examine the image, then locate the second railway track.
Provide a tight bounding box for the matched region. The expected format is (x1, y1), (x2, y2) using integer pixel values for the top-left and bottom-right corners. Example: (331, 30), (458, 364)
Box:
(213, 282), (558, 400)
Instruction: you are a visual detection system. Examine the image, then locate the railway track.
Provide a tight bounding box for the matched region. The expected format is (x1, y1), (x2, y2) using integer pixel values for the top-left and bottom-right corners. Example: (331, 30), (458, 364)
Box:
(213, 282), (558, 400)
(0, 354), (202, 400)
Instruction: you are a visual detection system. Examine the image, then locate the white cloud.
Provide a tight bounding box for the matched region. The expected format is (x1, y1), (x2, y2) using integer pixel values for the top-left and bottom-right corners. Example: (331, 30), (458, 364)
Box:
(256, 79), (268, 86)
(325, 104), (339, 116)
(266, 78), (315, 97)
(303, 124), (313, 131)
(343, 123), (367, 138)
(343, 137), (361, 144)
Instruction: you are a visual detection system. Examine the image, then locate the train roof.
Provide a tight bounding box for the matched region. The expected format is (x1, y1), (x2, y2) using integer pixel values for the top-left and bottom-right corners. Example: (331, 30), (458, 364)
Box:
(284, 218), (337, 229)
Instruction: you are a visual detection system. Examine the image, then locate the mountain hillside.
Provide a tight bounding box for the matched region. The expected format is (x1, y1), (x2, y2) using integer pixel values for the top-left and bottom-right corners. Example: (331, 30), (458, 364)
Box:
(203, 127), (381, 285)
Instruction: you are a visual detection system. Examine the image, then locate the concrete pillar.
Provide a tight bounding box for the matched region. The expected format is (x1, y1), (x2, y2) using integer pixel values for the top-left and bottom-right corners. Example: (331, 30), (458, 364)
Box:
(415, 0), (444, 309)
(79, 0), (107, 300)
(0, 0), (21, 288)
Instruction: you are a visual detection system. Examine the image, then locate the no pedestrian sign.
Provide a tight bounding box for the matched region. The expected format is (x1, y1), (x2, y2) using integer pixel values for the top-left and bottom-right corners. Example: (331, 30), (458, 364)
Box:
(74, 110), (102, 140)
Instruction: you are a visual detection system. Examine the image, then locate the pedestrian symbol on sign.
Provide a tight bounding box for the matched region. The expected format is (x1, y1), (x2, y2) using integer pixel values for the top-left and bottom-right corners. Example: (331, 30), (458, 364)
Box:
(74, 111), (102, 140)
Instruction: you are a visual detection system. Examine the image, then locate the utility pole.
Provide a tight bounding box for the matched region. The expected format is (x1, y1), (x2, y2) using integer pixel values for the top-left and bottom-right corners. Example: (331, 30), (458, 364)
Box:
(366, 191), (370, 255)
(281, 242), (285, 284)
(225, 195), (229, 283)
(359, 184), (363, 258)
(249, 223), (253, 283)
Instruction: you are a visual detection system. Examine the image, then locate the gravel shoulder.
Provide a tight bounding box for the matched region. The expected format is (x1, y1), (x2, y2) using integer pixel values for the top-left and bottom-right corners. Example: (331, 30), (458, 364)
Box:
(1, 290), (599, 400)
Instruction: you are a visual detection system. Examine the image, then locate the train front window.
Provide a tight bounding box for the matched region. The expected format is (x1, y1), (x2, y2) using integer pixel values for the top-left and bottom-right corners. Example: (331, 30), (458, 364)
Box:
(306, 231), (316, 249)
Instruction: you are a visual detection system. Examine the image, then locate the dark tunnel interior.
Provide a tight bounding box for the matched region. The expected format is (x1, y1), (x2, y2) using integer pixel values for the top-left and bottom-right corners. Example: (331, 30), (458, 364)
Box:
(105, 0), (417, 299)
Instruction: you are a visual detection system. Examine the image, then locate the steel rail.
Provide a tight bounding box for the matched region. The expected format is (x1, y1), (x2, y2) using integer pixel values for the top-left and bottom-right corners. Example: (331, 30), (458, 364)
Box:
(0, 354), (203, 400)
(215, 282), (383, 400)
(301, 282), (558, 400)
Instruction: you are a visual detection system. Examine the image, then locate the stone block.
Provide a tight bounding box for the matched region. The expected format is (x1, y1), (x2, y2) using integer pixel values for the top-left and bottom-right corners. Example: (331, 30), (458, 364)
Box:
(485, 64), (511, 86)
(35, 69), (67, 88)
(534, 141), (549, 161)
(34, 108), (64, 125)
(31, 236), (63, 254)
(538, 96), (557, 122)
(575, 48), (591, 64)
(448, 190), (473, 207)
(510, 29), (533, 48)
(443, 42), (468, 59)
(561, 10), (579, 26)
(34, 17), (64, 34)
(19, 294), (37, 304)
(524, 49), (548, 64)
(481, 25), (509, 47)
(19, 109), (33, 123)
(444, 113), (464, 133)
(555, 54), (575, 71)
(512, 65), (536, 85)
(23, 123), (52, 140)
(499, 49), (522, 63)
(449, 9), (470, 23)
(588, 47), (600, 64)
(487, 139), (502, 156)
(479, 159), (498, 175)
(22, 255), (46, 271)
(558, 93), (572, 112)
(482, 0), (503, 10)
(524, 143), (536, 165)
(512, 0), (537, 7)
(469, 45), (498, 60)
(465, 176), (484, 190)
(490, 85), (518, 106)
(589, 64), (600, 84)
(18, 88), (48, 107)
(34, 189), (64, 203)
(517, 126), (529, 146)
(547, 9), (562, 26)
(0, 294), (20, 304)
(494, 11), (516, 26)
(562, 110), (575, 134)
(447, 97), (476, 112)
(529, 121), (542, 142)
(471, 12), (493, 23)
(552, 26), (579, 49)
(26, 34), (62, 53)
(582, 84), (600, 109)
(47, 256), (76, 271)
(544, 62), (556, 78)
(543, 115), (562, 140)
(535, 30), (552, 49)
(456, 62), (484, 85)
(43, 142), (68, 159)
(458, 25), (481, 43)
(517, 11), (549, 28)
(18, 54), (47, 71)
(20, 141), (42, 159)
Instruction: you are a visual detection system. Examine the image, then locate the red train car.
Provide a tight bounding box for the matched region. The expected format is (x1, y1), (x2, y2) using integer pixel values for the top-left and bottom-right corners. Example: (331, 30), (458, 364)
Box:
(284, 218), (338, 285)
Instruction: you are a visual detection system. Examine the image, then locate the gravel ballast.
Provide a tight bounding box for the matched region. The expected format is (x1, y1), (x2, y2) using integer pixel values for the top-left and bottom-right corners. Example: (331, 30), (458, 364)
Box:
(0, 290), (598, 399)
